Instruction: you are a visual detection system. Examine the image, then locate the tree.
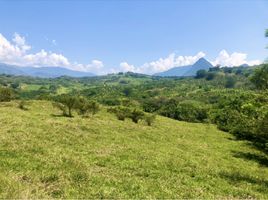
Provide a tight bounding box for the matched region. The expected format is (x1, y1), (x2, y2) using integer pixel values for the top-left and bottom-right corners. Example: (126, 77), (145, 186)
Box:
(251, 64), (268, 90)
(195, 69), (207, 79)
(53, 95), (78, 117)
(265, 29), (268, 38)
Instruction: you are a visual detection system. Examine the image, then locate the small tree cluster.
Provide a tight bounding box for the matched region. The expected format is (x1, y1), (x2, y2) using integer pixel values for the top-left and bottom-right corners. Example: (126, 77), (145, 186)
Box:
(108, 106), (156, 126)
(107, 106), (131, 121)
(76, 97), (100, 117)
(52, 95), (100, 117)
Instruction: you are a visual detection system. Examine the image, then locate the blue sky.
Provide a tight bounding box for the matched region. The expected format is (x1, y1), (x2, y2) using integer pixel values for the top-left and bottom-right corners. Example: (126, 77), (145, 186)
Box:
(0, 0), (267, 74)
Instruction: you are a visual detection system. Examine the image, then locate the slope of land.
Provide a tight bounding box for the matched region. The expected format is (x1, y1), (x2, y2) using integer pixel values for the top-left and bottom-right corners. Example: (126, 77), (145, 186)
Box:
(0, 101), (267, 198)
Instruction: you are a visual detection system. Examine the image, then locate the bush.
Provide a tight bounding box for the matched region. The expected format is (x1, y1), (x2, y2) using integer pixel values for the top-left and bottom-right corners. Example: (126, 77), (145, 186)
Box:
(144, 113), (156, 126)
(108, 106), (131, 121)
(0, 87), (15, 102)
(18, 100), (28, 110)
(76, 97), (100, 117)
(174, 101), (209, 123)
(130, 109), (144, 123)
(211, 92), (268, 145)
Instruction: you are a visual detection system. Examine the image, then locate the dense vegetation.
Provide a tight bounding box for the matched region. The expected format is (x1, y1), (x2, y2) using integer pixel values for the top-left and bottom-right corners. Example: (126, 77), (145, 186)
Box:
(1, 64), (267, 147)
(0, 63), (267, 198)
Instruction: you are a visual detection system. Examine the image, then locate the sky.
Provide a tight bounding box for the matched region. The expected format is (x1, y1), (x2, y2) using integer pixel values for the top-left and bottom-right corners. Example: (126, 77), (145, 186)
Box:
(0, 0), (267, 75)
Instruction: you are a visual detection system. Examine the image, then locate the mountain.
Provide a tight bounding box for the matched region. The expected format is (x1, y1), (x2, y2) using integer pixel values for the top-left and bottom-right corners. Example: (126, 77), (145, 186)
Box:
(0, 63), (26, 76)
(0, 63), (95, 78)
(154, 58), (214, 77)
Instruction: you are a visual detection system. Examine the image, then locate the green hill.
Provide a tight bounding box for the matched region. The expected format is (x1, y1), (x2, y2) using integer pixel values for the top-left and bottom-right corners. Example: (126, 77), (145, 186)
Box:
(0, 100), (267, 198)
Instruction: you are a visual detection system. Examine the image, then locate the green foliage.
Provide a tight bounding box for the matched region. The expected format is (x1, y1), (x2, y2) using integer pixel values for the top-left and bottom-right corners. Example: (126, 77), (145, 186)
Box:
(211, 92), (268, 144)
(0, 87), (15, 102)
(76, 97), (100, 117)
(53, 95), (78, 117)
(174, 100), (209, 123)
(18, 100), (28, 110)
(195, 69), (207, 79)
(108, 106), (145, 124)
(10, 82), (20, 89)
(108, 106), (131, 121)
(225, 76), (236, 88)
(144, 113), (156, 126)
(130, 109), (144, 123)
(206, 72), (216, 80)
(251, 64), (268, 90)
(122, 86), (133, 97)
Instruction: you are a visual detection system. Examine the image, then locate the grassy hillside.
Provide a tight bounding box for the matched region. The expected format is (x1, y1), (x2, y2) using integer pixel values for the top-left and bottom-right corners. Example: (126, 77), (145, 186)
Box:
(0, 100), (267, 198)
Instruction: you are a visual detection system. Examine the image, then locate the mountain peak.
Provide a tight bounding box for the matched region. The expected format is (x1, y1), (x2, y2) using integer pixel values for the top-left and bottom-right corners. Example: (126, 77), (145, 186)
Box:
(194, 57), (211, 65)
(154, 57), (213, 77)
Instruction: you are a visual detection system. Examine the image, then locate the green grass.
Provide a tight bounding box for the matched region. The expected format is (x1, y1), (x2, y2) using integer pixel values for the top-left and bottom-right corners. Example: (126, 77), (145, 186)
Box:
(0, 100), (267, 198)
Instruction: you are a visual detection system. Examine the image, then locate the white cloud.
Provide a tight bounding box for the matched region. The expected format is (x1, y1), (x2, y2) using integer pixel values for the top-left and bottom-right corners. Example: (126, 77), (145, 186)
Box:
(0, 33), (263, 75)
(120, 62), (135, 72)
(117, 50), (262, 74)
(23, 49), (70, 67)
(12, 33), (31, 52)
(70, 60), (104, 73)
(213, 50), (261, 67)
(0, 33), (103, 73)
(119, 51), (206, 75)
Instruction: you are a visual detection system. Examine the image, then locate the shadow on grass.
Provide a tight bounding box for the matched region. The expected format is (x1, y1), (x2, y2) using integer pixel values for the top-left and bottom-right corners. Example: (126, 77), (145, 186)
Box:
(219, 171), (268, 189)
(50, 114), (73, 118)
(232, 151), (268, 167)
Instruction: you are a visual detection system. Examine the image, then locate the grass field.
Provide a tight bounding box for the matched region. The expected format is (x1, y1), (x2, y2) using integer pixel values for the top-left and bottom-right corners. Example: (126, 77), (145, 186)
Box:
(0, 101), (267, 198)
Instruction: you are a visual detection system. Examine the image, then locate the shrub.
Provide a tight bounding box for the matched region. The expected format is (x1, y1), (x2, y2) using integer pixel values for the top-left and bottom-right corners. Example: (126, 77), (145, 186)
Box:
(76, 97), (100, 117)
(18, 100), (28, 110)
(108, 106), (131, 121)
(130, 109), (144, 123)
(174, 101), (209, 123)
(144, 113), (156, 126)
(0, 87), (15, 102)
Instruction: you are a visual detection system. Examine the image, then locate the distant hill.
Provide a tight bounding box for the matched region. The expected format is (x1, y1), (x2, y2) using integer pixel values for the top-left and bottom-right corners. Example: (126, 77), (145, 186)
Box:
(154, 58), (214, 77)
(0, 63), (95, 78)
